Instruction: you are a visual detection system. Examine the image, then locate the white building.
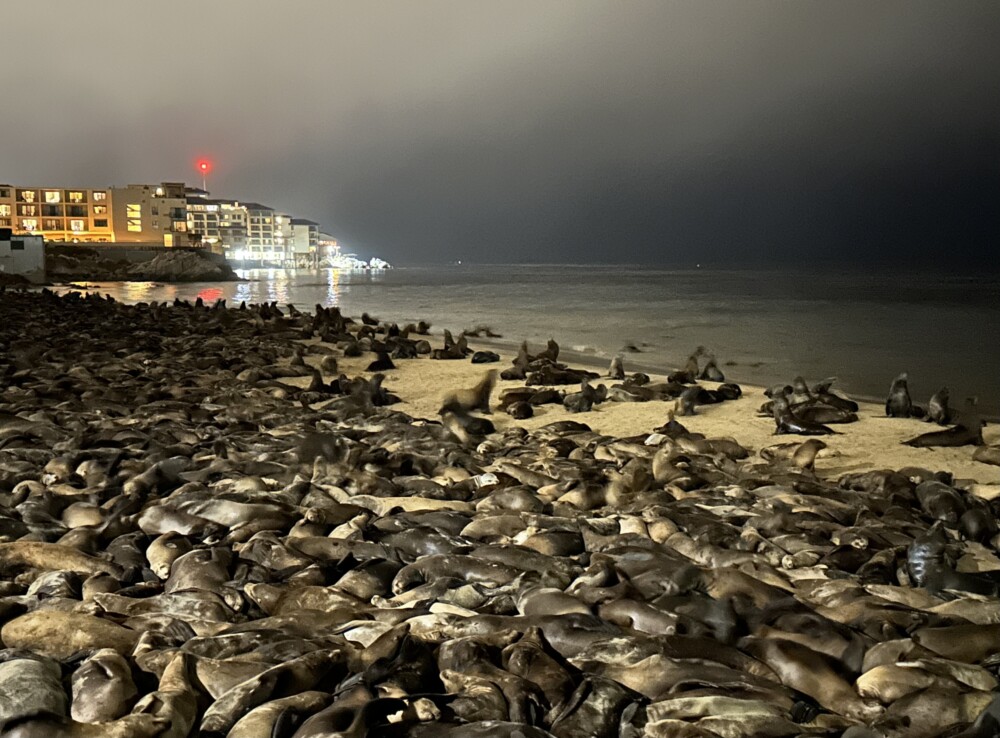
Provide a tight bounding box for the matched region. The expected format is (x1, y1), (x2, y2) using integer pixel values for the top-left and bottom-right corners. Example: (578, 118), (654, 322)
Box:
(186, 197), (247, 254)
(242, 203), (293, 265)
(290, 218), (320, 264)
(0, 229), (45, 282)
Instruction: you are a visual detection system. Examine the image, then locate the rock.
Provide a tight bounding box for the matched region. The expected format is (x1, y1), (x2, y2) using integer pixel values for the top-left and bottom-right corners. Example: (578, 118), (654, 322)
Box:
(126, 250), (238, 282)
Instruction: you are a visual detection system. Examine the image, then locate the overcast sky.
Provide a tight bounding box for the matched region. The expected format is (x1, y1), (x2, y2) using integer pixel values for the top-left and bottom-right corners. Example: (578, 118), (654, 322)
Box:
(3, 1), (998, 266)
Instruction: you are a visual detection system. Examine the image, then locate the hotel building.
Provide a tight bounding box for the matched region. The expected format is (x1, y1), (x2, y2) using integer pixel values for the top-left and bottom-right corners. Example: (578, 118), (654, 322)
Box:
(186, 197), (248, 253)
(0, 184), (114, 243)
(1, 180), (334, 267)
(110, 182), (189, 246)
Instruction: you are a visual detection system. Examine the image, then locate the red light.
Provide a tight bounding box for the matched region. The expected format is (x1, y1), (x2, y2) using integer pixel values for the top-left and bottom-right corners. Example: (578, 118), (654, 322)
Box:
(196, 159), (212, 174)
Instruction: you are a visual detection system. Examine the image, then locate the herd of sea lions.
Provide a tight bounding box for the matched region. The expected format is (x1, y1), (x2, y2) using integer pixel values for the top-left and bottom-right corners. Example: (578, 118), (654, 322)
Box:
(0, 287), (999, 738)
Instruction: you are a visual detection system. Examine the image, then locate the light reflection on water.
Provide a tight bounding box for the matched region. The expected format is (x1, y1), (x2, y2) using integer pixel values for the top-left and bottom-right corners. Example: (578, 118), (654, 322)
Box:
(51, 268), (363, 309)
(328, 269), (341, 306)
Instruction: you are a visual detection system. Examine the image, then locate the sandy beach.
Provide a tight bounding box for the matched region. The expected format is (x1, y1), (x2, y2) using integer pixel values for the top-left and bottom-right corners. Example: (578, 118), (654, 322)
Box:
(3, 289), (1000, 737)
(325, 342), (1000, 488)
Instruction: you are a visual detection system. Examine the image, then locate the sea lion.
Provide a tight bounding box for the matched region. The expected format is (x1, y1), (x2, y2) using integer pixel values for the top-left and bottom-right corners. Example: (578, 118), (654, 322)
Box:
(506, 401), (533, 419)
(289, 688), (406, 738)
(771, 394), (835, 435)
(471, 351), (500, 364)
(812, 380), (860, 412)
(442, 410), (496, 444)
(70, 649), (138, 723)
(0, 541), (121, 577)
(740, 636), (883, 722)
(875, 688), (993, 738)
(972, 446), (1000, 466)
(440, 370), (497, 415)
(668, 352), (701, 384)
(146, 532), (193, 579)
(698, 356), (725, 382)
(608, 355), (625, 380)
(677, 386), (714, 416)
(199, 649), (346, 735)
(534, 338), (560, 363)
(885, 372), (913, 417)
(793, 405), (858, 424)
(227, 692), (333, 738)
(0, 657), (67, 729)
(904, 404), (985, 448)
(760, 439), (829, 470)
(501, 342), (530, 380)
(927, 387), (953, 424)
(1, 611), (140, 660)
(563, 379), (606, 414)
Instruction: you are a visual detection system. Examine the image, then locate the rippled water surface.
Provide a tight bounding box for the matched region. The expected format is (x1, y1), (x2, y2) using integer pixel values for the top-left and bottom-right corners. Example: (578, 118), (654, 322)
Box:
(56, 266), (1000, 415)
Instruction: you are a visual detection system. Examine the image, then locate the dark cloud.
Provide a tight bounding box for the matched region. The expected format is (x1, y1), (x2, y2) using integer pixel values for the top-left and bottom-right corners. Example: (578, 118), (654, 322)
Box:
(3, 1), (998, 265)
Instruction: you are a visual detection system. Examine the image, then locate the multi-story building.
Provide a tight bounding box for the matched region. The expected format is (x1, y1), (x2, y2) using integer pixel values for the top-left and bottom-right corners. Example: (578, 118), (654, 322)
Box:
(0, 184), (114, 242)
(2, 180), (333, 266)
(243, 203), (293, 264)
(109, 182), (188, 246)
(290, 218), (319, 263)
(186, 197), (247, 254)
(0, 186), (12, 231)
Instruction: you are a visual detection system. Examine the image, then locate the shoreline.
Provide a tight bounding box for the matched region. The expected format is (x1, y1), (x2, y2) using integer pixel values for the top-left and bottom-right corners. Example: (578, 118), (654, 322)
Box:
(34, 270), (1000, 419)
(468, 334), (1000, 426)
(317, 340), (1000, 487)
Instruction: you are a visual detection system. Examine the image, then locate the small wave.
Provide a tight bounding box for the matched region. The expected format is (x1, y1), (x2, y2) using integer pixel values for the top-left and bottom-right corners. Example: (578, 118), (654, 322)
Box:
(571, 344), (599, 354)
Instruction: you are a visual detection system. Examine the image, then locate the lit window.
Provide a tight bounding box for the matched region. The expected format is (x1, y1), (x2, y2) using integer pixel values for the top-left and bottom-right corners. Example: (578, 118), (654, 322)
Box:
(93, 191), (106, 201)
(0, 205), (10, 217)
(70, 220), (85, 232)
(127, 203), (142, 232)
(22, 219), (38, 231)
(18, 205), (37, 217)
(18, 190), (36, 203)
(155, 187), (165, 197)
(43, 219), (60, 230)
(95, 219), (108, 228)
(93, 205), (107, 215)
(45, 191), (61, 203)
(153, 220), (160, 229)
(68, 191), (85, 203)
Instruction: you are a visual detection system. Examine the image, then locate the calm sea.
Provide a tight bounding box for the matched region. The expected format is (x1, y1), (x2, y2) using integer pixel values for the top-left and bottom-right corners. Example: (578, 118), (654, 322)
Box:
(53, 265), (1000, 416)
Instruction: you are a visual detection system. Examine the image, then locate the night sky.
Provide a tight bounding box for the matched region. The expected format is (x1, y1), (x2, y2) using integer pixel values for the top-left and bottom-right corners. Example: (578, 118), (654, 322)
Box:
(4, 1), (998, 267)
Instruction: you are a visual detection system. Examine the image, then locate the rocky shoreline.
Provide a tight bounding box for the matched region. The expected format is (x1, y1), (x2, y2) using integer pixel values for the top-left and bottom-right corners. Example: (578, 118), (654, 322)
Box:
(1, 288), (999, 737)
(45, 245), (240, 283)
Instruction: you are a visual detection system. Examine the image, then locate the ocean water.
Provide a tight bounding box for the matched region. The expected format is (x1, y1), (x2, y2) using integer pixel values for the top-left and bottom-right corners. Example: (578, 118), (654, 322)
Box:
(53, 265), (1000, 416)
